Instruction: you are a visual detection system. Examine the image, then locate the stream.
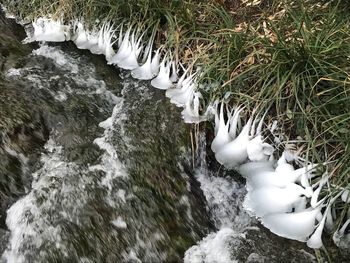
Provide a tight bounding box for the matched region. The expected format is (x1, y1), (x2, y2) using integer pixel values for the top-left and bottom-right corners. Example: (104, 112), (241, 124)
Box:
(0, 12), (327, 263)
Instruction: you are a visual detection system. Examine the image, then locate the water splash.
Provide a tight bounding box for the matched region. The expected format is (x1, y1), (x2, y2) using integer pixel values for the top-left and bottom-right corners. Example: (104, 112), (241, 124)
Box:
(32, 44), (79, 73)
(2, 138), (84, 262)
(184, 228), (238, 263)
(185, 133), (252, 263)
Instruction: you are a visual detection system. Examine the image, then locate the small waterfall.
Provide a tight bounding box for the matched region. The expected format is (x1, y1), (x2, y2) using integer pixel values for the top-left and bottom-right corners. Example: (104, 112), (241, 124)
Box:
(1, 40), (211, 262)
(184, 133), (317, 263)
(184, 133), (253, 263)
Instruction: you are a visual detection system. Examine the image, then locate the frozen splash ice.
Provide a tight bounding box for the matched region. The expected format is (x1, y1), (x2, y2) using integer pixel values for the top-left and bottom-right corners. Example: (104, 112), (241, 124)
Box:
(184, 133), (320, 263)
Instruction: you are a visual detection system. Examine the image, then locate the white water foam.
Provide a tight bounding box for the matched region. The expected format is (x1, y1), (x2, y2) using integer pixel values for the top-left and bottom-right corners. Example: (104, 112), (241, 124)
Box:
(1, 42), (130, 262)
(2, 138), (83, 262)
(1, 99), (131, 262)
(94, 79), (166, 263)
(111, 216), (127, 229)
(184, 228), (238, 263)
(195, 171), (251, 230)
(88, 86), (149, 262)
(184, 173), (252, 263)
(32, 44), (79, 73)
(184, 134), (253, 263)
(89, 96), (129, 206)
(26, 44), (119, 105)
(6, 68), (22, 77)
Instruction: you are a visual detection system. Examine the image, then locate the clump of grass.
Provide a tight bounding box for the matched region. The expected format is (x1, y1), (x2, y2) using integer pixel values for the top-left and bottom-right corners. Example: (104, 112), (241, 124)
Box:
(200, 0), (350, 229)
(3, 0), (349, 248)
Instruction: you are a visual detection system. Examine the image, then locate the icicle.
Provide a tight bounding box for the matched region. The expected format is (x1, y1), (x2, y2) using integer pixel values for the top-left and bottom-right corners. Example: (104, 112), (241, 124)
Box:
(151, 48), (161, 76)
(117, 29), (143, 70)
(32, 19), (44, 40)
(69, 20), (78, 42)
(298, 164), (318, 187)
(250, 114), (259, 138)
(245, 169), (305, 190)
(171, 84), (194, 107)
(73, 22), (90, 50)
(294, 197), (307, 212)
(103, 23), (116, 61)
(333, 216), (350, 248)
(214, 118), (253, 168)
(256, 110), (268, 135)
(261, 208), (320, 242)
(108, 26), (132, 65)
(131, 29), (157, 80)
(228, 106), (244, 139)
(134, 29), (145, 58)
(198, 99), (218, 132)
(88, 26), (104, 54)
(117, 24), (124, 48)
(213, 100), (220, 135)
(211, 102), (230, 153)
(97, 22), (106, 53)
(333, 218), (350, 246)
(131, 50), (153, 79)
(166, 69), (195, 99)
(176, 67), (192, 87)
(275, 153), (294, 173)
(325, 207), (334, 231)
(168, 77), (197, 107)
(311, 175), (328, 208)
(181, 92), (207, 124)
(307, 207), (329, 248)
(150, 56), (173, 89)
(170, 61), (178, 82)
(140, 35), (152, 64)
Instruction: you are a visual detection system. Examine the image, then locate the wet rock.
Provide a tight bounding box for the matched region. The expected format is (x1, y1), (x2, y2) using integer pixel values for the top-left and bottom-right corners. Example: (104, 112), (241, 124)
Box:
(0, 10), (32, 74)
(231, 227), (317, 263)
(0, 11), (48, 236)
(0, 11), (122, 259)
(106, 78), (213, 262)
(0, 229), (9, 254)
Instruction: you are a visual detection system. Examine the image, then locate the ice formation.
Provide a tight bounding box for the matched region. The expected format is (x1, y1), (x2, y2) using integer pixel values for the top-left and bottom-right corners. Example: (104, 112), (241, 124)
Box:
(31, 17), (70, 42)
(23, 15), (348, 250)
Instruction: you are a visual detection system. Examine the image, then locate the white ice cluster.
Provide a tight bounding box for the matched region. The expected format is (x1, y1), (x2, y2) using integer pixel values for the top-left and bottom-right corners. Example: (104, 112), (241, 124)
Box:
(210, 101), (350, 249)
(25, 17), (207, 124)
(24, 16), (349, 250)
(210, 102), (274, 168)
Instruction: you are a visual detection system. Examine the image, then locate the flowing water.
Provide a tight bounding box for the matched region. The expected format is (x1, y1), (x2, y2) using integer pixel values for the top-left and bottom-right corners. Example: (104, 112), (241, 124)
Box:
(0, 41), (212, 262)
(0, 13), (331, 263)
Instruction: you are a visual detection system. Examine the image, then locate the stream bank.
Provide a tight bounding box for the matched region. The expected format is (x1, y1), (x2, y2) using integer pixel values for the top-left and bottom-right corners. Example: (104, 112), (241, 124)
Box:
(0, 11), (348, 263)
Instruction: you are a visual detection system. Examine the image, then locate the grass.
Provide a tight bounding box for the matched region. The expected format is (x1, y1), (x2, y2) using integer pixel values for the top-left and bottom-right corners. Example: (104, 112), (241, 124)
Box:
(3, 0), (349, 246)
